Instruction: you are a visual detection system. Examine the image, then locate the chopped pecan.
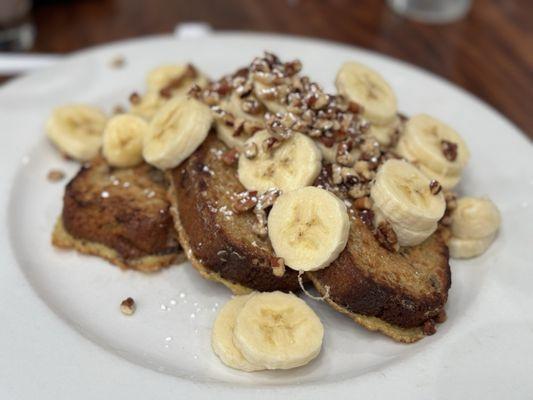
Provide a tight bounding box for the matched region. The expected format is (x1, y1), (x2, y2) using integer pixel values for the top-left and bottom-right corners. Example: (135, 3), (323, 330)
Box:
(120, 297), (136, 316)
(375, 221), (399, 252)
(270, 257), (286, 277)
(221, 148), (239, 165)
(441, 140), (458, 161)
(232, 191), (258, 213)
(429, 179), (442, 195)
(47, 169), (65, 182)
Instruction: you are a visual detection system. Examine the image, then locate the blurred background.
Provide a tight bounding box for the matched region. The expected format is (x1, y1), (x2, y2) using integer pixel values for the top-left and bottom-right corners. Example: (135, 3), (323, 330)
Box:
(0, 0), (531, 136)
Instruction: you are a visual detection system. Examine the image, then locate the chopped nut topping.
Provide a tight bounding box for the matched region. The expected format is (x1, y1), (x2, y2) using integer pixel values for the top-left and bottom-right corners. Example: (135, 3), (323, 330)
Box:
(441, 140), (458, 161)
(47, 169), (65, 182)
(232, 191), (258, 213)
(160, 64), (198, 98)
(354, 196), (372, 210)
(112, 105), (125, 115)
(243, 142), (258, 159)
(129, 92), (141, 105)
(348, 184), (370, 199)
(120, 297), (136, 315)
(221, 148), (239, 165)
(359, 209), (375, 228)
(429, 179), (442, 195)
(375, 221), (399, 252)
(271, 257), (286, 277)
(262, 136), (281, 152)
(423, 319), (437, 335)
(110, 55), (125, 69)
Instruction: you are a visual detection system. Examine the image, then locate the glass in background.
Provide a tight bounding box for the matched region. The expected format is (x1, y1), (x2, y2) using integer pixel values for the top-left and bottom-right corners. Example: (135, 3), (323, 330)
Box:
(0, 0), (34, 51)
(387, 0), (473, 24)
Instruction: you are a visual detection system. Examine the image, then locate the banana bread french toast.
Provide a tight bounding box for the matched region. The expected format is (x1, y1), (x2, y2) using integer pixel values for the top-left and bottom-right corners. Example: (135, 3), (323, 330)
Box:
(168, 134), (451, 342)
(52, 157), (182, 271)
(168, 134), (301, 293)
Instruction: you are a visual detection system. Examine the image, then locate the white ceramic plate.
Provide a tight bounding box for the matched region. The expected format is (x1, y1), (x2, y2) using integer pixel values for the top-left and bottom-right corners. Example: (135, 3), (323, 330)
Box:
(1, 33), (532, 399)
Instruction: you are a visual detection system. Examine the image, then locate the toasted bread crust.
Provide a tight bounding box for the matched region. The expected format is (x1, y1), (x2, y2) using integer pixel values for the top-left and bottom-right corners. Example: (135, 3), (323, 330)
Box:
(52, 218), (183, 272)
(60, 158), (180, 269)
(168, 134), (301, 293)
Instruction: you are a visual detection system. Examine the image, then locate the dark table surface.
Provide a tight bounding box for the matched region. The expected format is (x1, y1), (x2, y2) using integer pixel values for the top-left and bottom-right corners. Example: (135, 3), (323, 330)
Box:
(5, 0), (533, 138)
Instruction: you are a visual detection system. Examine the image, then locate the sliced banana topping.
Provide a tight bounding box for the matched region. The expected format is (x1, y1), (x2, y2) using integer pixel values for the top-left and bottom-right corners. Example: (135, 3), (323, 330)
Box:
(102, 114), (148, 168)
(215, 93), (265, 149)
(130, 91), (167, 121)
(448, 233), (496, 259)
(335, 61), (397, 124)
(46, 104), (107, 161)
(233, 291), (324, 370)
(237, 130), (322, 192)
(447, 197), (500, 259)
(142, 96), (213, 170)
(211, 294), (264, 372)
(268, 186), (350, 271)
(368, 116), (402, 147)
(370, 159), (446, 246)
(146, 64), (207, 94)
(396, 114), (470, 189)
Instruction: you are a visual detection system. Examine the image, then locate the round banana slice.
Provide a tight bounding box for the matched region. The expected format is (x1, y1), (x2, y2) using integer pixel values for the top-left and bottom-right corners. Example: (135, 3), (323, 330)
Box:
(335, 61), (397, 124)
(233, 291), (324, 370)
(130, 91), (168, 121)
(46, 104), (107, 161)
(142, 96), (213, 170)
(268, 186), (350, 271)
(399, 114), (470, 176)
(253, 81), (286, 114)
(451, 197), (501, 240)
(102, 114), (148, 168)
(215, 94), (265, 149)
(374, 208), (437, 247)
(237, 130), (322, 192)
(417, 163), (461, 190)
(371, 159), (446, 236)
(146, 64), (208, 94)
(368, 116), (401, 147)
(448, 233), (496, 259)
(211, 294), (263, 372)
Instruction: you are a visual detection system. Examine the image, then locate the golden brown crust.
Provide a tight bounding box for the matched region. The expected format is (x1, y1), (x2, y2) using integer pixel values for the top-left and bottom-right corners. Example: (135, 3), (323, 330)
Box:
(58, 157), (181, 270)
(168, 134), (301, 293)
(308, 273), (425, 343)
(52, 218), (184, 272)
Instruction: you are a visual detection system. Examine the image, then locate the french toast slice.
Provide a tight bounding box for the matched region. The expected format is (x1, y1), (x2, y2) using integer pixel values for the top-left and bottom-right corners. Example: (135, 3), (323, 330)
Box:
(169, 134), (451, 342)
(52, 157), (182, 271)
(167, 134), (302, 293)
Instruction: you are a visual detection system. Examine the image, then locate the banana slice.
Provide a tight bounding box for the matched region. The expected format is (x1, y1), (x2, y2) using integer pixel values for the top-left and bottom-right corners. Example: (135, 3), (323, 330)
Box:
(448, 233), (496, 259)
(368, 116), (401, 147)
(46, 104), (107, 161)
(211, 294), (264, 372)
(142, 96), (213, 170)
(146, 64), (208, 94)
(370, 159), (446, 246)
(268, 186), (350, 271)
(130, 91), (168, 121)
(397, 114), (469, 178)
(237, 130), (322, 192)
(451, 197), (501, 239)
(374, 208), (435, 247)
(253, 81), (286, 114)
(102, 114), (148, 168)
(215, 93), (265, 149)
(335, 61), (397, 124)
(233, 291), (324, 370)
